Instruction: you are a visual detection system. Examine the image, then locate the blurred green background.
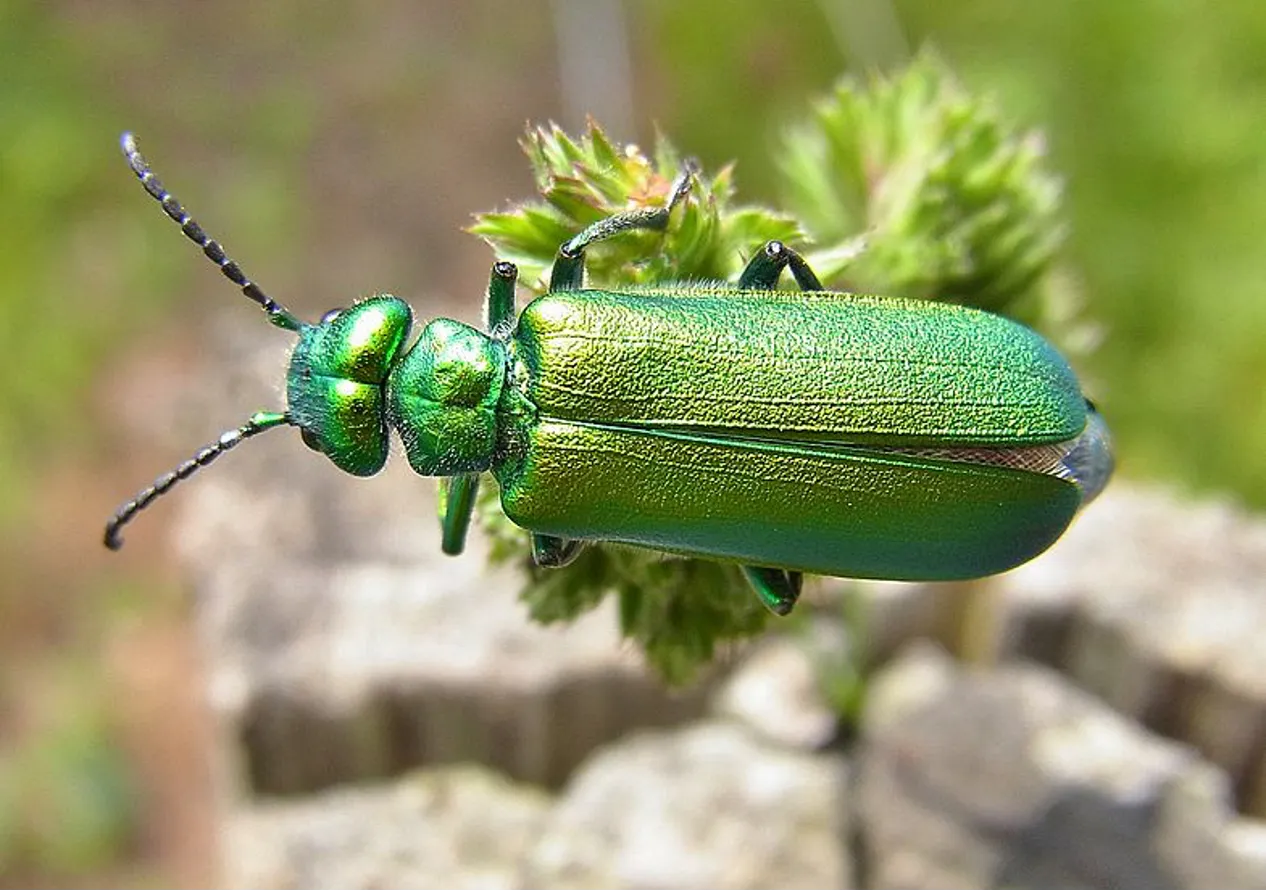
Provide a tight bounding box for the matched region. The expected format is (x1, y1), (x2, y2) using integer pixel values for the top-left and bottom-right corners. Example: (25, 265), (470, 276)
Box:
(3, 0), (1264, 884)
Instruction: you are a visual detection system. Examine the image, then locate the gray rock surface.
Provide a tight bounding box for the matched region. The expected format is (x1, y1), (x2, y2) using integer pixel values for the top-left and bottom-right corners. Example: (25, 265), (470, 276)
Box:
(858, 644), (1266, 889)
(223, 722), (849, 890)
(223, 766), (551, 889)
(996, 486), (1266, 816)
(713, 630), (840, 750)
(526, 721), (851, 889)
(816, 576), (957, 669)
(217, 642), (1266, 890)
(813, 485), (1266, 818)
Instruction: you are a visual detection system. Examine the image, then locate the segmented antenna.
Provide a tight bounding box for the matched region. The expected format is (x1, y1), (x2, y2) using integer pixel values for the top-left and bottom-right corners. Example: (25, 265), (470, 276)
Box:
(104, 411), (291, 550)
(120, 132), (303, 332)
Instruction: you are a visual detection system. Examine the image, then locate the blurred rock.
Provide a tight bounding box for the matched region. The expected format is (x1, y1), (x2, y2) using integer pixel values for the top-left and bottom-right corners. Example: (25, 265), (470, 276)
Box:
(1153, 756), (1266, 890)
(817, 485), (1266, 820)
(224, 722), (849, 889)
(175, 317), (711, 800)
(525, 721), (850, 888)
(815, 576), (952, 669)
(223, 766), (551, 889)
(996, 486), (1266, 816)
(859, 644), (1266, 889)
(713, 630), (839, 750)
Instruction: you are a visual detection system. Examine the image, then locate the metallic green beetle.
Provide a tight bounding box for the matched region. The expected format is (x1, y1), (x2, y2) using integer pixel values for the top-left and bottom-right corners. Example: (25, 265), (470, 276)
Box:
(104, 133), (1113, 616)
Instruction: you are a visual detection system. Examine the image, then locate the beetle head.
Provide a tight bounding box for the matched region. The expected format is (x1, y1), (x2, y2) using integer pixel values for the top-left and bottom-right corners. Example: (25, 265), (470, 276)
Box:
(286, 295), (413, 476)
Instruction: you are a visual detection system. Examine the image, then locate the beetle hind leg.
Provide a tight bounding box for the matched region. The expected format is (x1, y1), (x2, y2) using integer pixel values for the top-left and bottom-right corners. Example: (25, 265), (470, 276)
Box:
(742, 566), (804, 616)
(532, 533), (586, 567)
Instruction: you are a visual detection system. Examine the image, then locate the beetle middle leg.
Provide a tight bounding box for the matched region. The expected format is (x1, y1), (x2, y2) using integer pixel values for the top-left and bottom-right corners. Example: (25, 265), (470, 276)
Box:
(738, 240), (824, 292)
(732, 241), (832, 617)
(548, 165), (694, 292)
(742, 566), (804, 616)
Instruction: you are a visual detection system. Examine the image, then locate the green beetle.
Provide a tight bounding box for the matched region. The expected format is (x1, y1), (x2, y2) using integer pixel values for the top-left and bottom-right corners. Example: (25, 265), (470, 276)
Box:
(105, 133), (1112, 616)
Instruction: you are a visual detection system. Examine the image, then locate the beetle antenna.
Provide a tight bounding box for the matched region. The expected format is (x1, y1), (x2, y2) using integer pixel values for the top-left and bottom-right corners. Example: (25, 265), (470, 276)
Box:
(120, 132), (304, 332)
(104, 411), (292, 550)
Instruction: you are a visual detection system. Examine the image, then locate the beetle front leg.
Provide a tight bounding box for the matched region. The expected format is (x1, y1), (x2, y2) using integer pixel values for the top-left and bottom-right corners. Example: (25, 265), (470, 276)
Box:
(737, 241), (824, 292)
(485, 260), (518, 335)
(438, 473), (480, 555)
(741, 566), (804, 616)
(532, 533), (585, 567)
(548, 166), (694, 292)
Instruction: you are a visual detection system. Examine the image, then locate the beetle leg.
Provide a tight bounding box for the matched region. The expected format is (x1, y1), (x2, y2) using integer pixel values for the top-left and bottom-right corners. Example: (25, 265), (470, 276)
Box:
(741, 566), (804, 616)
(532, 533), (586, 567)
(548, 165), (695, 292)
(438, 473), (480, 555)
(737, 241), (824, 292)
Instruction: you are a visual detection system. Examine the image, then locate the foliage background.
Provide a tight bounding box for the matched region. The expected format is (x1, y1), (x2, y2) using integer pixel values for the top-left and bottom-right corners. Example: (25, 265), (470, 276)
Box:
(2, 0), (1264, 883)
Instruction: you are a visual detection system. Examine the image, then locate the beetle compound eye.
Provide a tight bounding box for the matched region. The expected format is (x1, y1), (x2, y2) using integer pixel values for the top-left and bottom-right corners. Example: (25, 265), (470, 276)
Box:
(321, 308), (344, 324)
(300, 427), (324, 453)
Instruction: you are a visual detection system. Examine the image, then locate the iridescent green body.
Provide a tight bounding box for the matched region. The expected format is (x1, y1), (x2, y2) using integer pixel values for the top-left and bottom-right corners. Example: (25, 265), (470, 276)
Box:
(494, 287), (1087, 581)
(105, 136), (1112, 616)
